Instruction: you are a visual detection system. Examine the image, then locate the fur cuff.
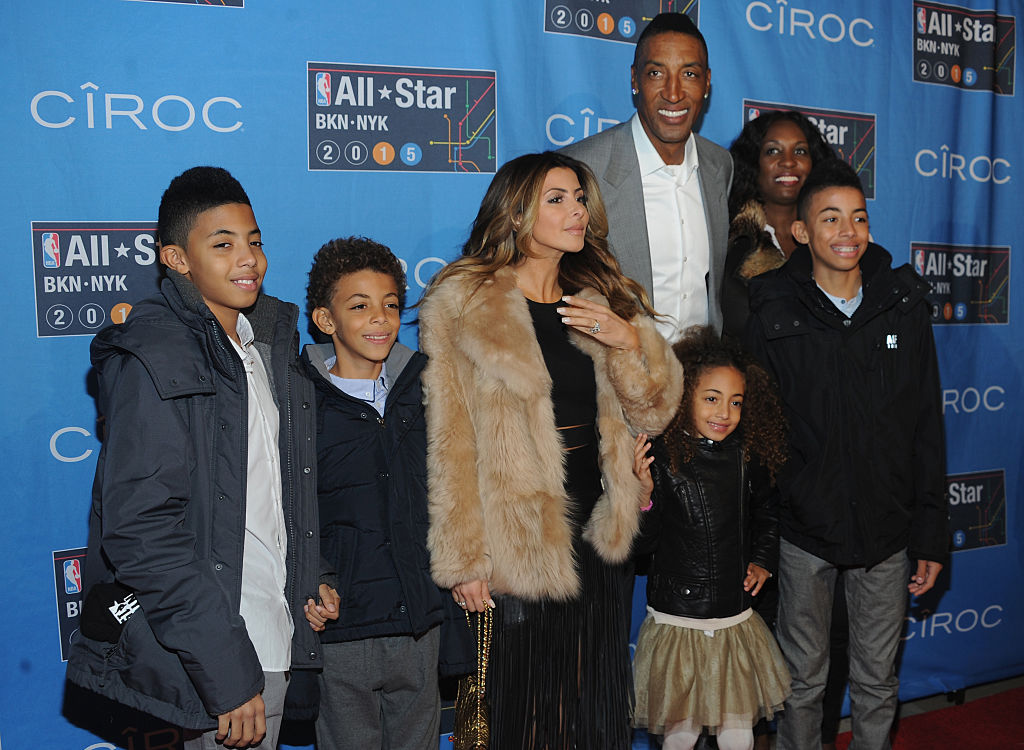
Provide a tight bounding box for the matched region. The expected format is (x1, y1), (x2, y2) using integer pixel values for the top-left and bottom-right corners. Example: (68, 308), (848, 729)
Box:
(604, 315), (684, 436)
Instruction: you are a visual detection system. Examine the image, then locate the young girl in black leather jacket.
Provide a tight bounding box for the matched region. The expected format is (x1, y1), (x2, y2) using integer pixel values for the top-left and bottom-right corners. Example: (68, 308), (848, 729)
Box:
(631, 326), (789, 750)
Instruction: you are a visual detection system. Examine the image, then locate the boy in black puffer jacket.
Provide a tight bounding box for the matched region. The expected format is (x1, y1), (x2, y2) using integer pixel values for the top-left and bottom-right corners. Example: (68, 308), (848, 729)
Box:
(302, 237), (467, 750)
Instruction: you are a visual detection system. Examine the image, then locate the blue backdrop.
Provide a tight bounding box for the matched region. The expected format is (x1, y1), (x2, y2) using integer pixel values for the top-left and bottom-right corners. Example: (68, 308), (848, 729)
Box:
(1, 2), (1021, 748)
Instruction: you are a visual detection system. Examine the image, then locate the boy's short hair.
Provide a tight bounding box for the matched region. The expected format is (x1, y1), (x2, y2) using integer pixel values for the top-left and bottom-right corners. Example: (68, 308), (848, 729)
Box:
(307, 236), (407, 313)
(633, 12), (708, 67)
(797, 158), (864, 220)
(157, 166), (251, 249)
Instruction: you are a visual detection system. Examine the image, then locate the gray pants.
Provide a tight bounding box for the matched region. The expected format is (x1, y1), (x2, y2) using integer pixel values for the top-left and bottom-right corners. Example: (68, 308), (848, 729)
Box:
(183, 671), (289, 750)
(775, 540), (909, 750)
(316, 628), (441, 750)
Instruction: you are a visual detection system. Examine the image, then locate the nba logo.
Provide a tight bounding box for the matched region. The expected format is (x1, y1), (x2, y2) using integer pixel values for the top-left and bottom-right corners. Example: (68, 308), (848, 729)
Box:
(64, 559), (81, 595)
(914, 249), (925, 276)
(42, 232), (60, 269)
(747, 108), (760, 121)
(316, 72), (331, 106)
(917, 7), (927, 34)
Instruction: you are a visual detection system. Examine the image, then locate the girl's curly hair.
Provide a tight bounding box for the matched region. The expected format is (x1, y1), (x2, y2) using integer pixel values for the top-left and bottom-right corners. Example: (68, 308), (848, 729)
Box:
(661, 326), (787, 482)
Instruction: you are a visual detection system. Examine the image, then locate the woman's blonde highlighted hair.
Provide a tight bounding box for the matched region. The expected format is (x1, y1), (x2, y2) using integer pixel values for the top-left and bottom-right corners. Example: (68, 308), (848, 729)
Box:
(422, 151), (655, 320)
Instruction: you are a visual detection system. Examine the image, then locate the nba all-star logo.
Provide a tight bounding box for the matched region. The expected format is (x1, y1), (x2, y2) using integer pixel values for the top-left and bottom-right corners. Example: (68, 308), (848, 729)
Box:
(31, 221), (161, 337)
(912, 241), (1009, 324)
(947, 470), (1006, 551)
(307, 62), (496, 173)
(742, 99), (876, 199)
(53, 548), (86, 661)
(544, 1), (699, 44)
(913, 1), (1016, 94)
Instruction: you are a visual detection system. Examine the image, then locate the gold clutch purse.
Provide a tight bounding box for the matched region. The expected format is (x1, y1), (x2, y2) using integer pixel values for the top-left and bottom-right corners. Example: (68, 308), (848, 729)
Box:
(452, 608), (493, 749)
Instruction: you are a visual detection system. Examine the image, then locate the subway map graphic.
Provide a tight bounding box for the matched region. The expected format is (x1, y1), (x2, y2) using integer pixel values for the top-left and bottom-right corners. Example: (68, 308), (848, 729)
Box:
(912, 242), (1010, 324)
(307, 62), (496, 173)
(914, 2), (1016, 95)
(948, 470), (1006, 551)
(743, 99), (876, 199)
(544, 0), (698, 43)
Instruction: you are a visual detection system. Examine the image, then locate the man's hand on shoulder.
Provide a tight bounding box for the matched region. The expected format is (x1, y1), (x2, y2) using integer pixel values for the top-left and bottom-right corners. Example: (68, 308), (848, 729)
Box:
(217, 693), (265, 747)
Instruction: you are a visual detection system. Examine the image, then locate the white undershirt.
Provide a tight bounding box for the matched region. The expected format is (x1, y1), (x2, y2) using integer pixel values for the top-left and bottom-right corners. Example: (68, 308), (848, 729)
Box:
(631, 114), (711, 342)
(229, 313), (292, 672)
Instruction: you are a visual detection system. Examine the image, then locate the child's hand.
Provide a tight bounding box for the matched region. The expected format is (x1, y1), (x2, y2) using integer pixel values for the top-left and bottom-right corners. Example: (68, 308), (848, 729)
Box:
(908, 559), (943, 596)
(217, 693), (265, 747)
(743, 563), (771, 596)
(304, 584), (340, 631)
(633, 433), (654, 505)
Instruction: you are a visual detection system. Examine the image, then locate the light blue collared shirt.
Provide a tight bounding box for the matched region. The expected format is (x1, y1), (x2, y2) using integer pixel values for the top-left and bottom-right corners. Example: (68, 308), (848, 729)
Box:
(818, 283), (864, 317)
(325, 357), (390, 417)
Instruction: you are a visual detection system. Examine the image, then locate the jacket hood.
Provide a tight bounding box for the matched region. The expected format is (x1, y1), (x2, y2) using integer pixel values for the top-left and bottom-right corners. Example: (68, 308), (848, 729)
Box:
(90, 269), (296, 400)
(302, 340), (422, 390)
(749, 242), (929, 316)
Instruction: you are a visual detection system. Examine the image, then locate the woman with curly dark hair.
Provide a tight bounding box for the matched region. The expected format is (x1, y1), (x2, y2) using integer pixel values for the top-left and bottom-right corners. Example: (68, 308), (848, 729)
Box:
(631, 325), (789, 750)
(721, 110), (834, 339)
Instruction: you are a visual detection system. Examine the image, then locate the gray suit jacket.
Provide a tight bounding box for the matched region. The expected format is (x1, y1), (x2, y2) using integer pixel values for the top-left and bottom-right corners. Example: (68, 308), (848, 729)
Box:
(562, 120), (733, 333)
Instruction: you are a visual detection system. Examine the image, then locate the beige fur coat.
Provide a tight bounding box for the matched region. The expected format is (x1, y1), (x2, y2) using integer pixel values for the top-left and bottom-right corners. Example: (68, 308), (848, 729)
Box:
(419, 266), (683, 601)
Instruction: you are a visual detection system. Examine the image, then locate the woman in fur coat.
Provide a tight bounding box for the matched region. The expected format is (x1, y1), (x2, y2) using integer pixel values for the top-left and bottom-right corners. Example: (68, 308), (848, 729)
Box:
(721, 110), (834, 340)
(419, 151), (682, 749)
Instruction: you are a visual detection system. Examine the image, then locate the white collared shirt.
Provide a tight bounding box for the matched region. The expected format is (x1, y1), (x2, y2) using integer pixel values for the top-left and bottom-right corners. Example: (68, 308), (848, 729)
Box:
(631, 114), (711, 342)
(228, 313), (292, 673)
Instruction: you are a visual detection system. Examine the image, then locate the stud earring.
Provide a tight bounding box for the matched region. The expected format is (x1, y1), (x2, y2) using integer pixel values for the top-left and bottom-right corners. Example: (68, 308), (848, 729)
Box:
(704, 92), (709, 100)
(632, 88), (638, 95)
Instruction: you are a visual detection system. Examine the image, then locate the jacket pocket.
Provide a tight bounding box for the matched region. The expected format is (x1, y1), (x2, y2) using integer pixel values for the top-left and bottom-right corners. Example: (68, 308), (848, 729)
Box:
(762, 314), (810, 341)
(106, 608), (208, 716)
(652, 573), (707, 601)
(67, 609), (207, 729)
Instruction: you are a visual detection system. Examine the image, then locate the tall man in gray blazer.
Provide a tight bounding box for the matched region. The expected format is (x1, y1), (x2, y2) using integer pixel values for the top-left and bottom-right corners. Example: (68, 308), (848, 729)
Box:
(562, 13), (732, 339)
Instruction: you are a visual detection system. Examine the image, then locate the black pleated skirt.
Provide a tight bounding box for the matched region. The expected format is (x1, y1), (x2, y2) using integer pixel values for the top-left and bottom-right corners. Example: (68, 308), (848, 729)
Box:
(487, 539), (633, 749)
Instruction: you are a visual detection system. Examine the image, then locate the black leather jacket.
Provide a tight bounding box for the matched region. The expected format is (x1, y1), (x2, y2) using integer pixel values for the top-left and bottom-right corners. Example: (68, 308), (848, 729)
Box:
(637, 435), (778, 619)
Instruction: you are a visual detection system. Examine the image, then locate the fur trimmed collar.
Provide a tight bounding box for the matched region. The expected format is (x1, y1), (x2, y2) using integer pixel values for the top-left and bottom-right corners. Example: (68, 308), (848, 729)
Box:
(425, 265), (612, 399)
(729, 201), (787, 281)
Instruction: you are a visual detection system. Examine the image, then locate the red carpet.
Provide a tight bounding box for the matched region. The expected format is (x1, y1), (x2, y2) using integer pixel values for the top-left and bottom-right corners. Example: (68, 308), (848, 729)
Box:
(835, 685), (1024, 749)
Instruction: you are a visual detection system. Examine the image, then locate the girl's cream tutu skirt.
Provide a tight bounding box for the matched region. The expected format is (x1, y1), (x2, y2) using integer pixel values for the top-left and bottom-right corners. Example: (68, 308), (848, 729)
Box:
(633, 607), (791, 736)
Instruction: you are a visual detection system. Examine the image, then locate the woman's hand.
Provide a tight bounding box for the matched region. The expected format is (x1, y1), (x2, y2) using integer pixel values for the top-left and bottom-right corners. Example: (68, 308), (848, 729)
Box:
(452, 579), (495, 613)
(633, 433), (654, 505)
(558, 295), (640, 351)
(743, 563), (771, 596)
